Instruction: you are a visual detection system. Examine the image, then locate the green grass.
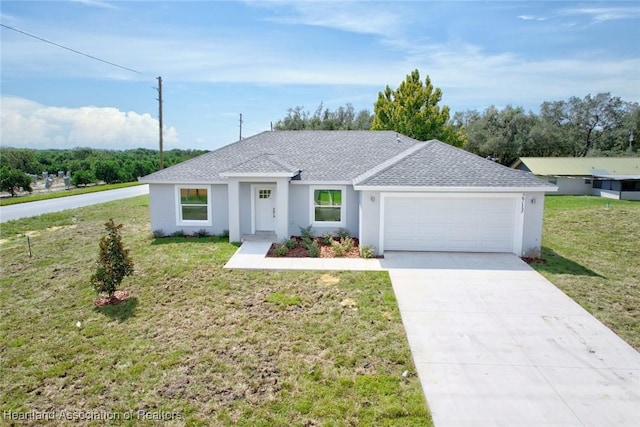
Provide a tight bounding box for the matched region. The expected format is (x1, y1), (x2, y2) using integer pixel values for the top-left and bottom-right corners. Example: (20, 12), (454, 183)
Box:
(0, 196), (430, 426)
(532, 196), (640, 350)
(0, 182), (143, 207)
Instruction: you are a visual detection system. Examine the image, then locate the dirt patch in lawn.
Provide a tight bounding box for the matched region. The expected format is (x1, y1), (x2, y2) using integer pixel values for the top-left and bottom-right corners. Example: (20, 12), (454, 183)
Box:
(93, 289), (132, 307)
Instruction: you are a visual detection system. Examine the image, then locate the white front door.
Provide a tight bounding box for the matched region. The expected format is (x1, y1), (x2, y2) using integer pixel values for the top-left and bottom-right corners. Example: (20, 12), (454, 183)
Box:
(255, 185), (276, 231)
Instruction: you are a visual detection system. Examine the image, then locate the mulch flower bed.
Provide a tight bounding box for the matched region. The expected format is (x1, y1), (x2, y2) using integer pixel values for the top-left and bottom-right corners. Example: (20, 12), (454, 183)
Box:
(94, 290), (132, 307)
(267, 236), (361, 258)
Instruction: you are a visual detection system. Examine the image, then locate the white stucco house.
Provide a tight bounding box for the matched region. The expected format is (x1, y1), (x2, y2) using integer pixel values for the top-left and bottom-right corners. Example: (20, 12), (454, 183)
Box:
(140, 131), (557, 257)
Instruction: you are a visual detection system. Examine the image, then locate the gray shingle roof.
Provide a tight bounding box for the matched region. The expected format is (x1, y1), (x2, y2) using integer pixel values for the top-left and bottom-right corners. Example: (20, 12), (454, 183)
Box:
(140, 131), (552, 189)
(356, 140), (554, 188)
(221, 154), (299, 175)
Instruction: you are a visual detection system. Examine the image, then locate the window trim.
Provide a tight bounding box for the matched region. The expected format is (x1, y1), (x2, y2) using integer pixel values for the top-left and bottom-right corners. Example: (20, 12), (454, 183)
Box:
(309, 185), (346, 227)
(175, 185), (212, 226)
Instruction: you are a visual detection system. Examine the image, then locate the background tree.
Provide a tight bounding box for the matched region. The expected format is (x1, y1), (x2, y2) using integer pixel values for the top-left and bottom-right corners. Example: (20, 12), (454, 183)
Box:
(539, 93), (629, 157)
(71, 170), (95, 187)
(0, 166), (33, 196)
(90, 219), (134, 299)
(273, 103), (373, 130)
(462, 105), (539, 165)
(372, 69), (463, 146)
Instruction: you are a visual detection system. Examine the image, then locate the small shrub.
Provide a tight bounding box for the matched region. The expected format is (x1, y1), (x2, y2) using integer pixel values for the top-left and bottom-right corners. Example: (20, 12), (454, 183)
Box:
(337, 228), (350, 239)
(322, 232), (334, 245)
(195, 229), (210, 238)
(284, 238), (297, 249)
(221, 229), (230, 238)
(299, 225), (314, 239)
(90, 219), (134, 297)
(152, 229), (165, 238)
(171, 230), (186, 238)
(306, 240), (320, 258)
(360, 245), (374, 259)
(332, 237), (354, 257)
(274, 243), (289, 257)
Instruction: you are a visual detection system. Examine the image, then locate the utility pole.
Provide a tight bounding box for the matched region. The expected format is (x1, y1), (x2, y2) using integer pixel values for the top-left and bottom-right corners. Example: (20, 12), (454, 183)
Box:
(239, 113), (243, 140)
(156, 76), (164, 169)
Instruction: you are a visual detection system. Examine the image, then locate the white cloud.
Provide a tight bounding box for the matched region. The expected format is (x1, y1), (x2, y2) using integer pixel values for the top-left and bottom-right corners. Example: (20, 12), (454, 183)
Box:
(0, 96), (178, 149)
(560, 6), (640, 23)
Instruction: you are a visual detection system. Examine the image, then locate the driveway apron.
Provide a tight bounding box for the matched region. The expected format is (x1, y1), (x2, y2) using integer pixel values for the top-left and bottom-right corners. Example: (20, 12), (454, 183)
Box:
(385, 252), (640, 426)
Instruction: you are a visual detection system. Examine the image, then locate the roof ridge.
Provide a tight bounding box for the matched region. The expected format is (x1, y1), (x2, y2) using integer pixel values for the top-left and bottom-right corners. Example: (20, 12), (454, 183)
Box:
(352, 140), (432, 185)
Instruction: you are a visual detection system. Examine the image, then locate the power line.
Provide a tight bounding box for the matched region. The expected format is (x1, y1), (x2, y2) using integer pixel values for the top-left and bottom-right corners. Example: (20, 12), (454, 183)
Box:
(0, 23), (141, 74)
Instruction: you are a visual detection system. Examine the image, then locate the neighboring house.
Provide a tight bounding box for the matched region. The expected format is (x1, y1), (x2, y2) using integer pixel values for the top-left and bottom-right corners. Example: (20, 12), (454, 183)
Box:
(140, 131), (556, 257)
(512, 157), (640, 200)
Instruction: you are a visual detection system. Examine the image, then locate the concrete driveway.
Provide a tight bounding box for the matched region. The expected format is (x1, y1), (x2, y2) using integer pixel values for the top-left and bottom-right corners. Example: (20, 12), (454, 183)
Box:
(385, 252), (640, 426)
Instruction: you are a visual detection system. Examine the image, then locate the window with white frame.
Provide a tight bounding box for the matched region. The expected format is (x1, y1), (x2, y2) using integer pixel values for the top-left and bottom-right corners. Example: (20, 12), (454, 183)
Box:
(176, 186), (211, 225)
(310, 186), (345, 226)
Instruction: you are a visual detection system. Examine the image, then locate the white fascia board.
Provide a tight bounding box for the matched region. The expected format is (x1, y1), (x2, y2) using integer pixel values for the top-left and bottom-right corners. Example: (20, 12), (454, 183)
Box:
(290, 180), (352, 185)
(354, 185), (558, 193)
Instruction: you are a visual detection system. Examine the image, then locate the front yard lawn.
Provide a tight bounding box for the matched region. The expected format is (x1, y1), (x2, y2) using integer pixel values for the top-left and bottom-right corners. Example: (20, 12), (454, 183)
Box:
(533, 196), (640, 351)
(0, 196), (430, 426)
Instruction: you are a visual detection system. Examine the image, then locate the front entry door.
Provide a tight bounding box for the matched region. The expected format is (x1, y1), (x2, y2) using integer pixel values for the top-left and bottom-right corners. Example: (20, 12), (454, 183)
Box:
(255, 185), (276, 231)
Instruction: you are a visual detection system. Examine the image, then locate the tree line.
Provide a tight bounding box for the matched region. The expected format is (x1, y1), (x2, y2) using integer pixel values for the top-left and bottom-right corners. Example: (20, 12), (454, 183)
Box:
(274, 70), (639, 165)
(0, 147), (207, 195)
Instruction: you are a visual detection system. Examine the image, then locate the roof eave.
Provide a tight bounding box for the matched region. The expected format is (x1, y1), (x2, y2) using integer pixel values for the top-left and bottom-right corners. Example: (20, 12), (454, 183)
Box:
(139, 178), (227, 185)
(353, 185), (558, 193)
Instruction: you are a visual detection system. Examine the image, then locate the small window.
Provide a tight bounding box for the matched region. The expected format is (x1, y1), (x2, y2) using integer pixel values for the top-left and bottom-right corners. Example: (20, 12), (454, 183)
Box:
(311, 186), (345, 225)
(584, 179), (591, 184)
(176, 186), (211, 225)
(259, 189), (272, 199)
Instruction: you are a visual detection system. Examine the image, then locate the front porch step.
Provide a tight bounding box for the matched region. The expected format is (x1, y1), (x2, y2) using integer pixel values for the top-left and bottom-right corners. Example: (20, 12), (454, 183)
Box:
(242, 232), (277, 242)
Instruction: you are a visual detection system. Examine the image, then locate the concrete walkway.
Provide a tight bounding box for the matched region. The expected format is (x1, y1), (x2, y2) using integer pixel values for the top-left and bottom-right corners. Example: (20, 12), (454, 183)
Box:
(224, 242), (640, 426)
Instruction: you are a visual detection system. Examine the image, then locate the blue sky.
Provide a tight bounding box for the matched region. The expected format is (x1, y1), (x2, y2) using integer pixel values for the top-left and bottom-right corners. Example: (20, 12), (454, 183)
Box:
(1, 0), (639, 151)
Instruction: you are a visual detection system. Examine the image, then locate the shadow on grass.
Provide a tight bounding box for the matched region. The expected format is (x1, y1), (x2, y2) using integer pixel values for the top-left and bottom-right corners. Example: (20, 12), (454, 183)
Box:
(532, 247), (604, 278)
(94, 297), (139, 322)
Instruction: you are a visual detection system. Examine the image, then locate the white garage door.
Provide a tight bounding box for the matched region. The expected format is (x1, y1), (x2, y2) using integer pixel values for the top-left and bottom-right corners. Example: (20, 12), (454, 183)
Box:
(383, 195), (519, 253)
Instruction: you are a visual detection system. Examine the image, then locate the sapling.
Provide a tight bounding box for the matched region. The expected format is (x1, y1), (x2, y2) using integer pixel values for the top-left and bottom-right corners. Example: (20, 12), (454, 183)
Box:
(90, 219), (134, 299)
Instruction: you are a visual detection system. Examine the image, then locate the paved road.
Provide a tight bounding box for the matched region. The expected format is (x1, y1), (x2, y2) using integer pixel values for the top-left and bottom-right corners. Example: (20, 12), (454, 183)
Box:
(0, 185), (149, 223)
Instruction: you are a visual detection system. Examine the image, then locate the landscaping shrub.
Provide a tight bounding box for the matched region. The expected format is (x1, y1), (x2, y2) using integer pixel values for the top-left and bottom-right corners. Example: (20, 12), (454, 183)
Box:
(90, 219), (134, 297)
(332, 236), (355, 257)
(171, 230), (186, 237)
(337, 228), (350, 239)
(299, 225), (314, 239)
(195, 229), (210, 238)
(360, 245), (374, 259)
(274, 243), (289, 257)
(305, 240), (320, 257)
(152, 229), (165, 238)
(322, 232), (334, 245)
(284, 238), (297, 249)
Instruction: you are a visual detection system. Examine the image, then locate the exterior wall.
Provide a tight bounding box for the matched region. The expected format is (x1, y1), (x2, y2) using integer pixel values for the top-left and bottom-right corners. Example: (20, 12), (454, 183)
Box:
(554, 177), (592, 195)
(521, 192), (546, 258)
(287, 184), (360, 238)
(288, 184), (309, 236)
(238, 182), (252, 235)
(148, 183), (228, 236)
(622, 191), (640, 201)
(358, 190), (382, 254)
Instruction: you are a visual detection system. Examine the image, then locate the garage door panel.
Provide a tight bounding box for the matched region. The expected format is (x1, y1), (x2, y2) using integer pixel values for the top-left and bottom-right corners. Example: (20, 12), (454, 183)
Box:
(384, 196), (518, 253)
